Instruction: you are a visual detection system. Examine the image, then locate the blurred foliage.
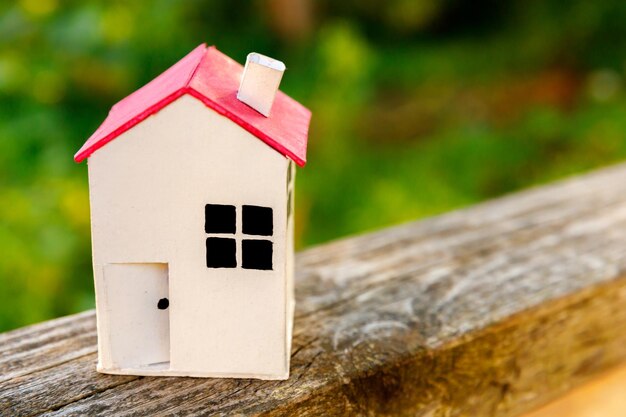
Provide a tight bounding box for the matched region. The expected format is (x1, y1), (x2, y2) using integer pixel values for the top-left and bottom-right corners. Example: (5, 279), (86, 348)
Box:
(1, 0), (626, 331)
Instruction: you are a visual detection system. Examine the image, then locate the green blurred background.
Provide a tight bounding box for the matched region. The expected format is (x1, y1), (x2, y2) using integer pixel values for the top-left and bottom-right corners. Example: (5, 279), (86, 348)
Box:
(1, 0), (626, 331)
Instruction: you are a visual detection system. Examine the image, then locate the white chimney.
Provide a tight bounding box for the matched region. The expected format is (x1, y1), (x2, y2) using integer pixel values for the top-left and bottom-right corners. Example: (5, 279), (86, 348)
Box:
(237, 53), (285, 117)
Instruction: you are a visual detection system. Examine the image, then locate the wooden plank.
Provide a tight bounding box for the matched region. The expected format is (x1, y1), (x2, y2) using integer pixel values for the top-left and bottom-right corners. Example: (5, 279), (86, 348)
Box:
(0, 311), (97, 383)
(3, 164), (626, 416)
(0, 354), (137, 416)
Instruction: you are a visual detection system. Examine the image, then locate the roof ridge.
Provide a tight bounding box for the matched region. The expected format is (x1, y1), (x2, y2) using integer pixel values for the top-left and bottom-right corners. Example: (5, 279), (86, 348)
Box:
(183, 43), (209, 88)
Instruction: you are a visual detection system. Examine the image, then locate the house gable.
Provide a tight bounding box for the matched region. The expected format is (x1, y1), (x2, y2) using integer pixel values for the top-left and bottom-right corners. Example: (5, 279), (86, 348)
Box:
(88, 94), (291, 377)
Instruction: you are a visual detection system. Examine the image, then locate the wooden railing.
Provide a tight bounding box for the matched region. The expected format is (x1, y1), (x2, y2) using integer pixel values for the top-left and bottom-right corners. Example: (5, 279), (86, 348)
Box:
(3, 164), (626, 416)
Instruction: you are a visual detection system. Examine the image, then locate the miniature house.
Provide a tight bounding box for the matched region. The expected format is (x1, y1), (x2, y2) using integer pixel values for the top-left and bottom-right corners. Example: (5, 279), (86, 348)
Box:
(75, 44), (310, 380)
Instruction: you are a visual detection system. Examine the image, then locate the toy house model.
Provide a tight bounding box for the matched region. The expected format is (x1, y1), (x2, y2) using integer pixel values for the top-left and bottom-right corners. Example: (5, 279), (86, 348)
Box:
(75, 44), (311, 380)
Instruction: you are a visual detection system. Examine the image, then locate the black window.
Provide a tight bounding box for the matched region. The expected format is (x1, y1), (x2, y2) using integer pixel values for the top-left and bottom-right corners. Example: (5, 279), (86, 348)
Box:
(206, 238), (236, 268)
(205, 204), (236, 234)
(242, 240), (273, 270)
(242, 205), (273, 236)
(204, 204), (273, 271)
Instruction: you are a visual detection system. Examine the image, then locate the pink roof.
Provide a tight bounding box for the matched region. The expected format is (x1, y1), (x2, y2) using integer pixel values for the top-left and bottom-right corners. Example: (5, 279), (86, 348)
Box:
(74, 44), (311, 166)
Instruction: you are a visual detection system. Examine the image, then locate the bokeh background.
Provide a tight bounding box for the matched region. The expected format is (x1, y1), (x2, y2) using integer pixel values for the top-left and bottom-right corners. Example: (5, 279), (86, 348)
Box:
(1, 0), (626, 331)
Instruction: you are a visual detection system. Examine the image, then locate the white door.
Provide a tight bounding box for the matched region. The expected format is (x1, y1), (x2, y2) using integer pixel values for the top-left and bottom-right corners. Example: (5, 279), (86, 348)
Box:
(103, 263), (170, 370)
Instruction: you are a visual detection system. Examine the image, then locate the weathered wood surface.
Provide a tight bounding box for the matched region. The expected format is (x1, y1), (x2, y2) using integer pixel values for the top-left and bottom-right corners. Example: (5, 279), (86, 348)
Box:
(3, 164), (626, 416)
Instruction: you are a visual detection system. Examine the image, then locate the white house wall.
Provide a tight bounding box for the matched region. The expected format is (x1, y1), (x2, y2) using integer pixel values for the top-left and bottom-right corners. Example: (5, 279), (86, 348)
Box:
(285, 162), (295, 357)
(88, 94), (291, 379)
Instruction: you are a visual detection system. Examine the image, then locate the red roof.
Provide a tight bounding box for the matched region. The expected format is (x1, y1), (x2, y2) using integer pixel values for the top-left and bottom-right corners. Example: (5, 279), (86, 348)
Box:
(74, 44), (311, 166)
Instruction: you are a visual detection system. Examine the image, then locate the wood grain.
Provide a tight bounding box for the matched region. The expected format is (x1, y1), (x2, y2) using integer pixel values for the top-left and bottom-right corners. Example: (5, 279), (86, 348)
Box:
(4, 164), (626, 416)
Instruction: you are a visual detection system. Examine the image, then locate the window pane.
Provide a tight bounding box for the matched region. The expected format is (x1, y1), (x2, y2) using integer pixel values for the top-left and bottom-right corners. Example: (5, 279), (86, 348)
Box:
(205, 204), (236, 234)
(206, 238), (236, 268)
(242, 205), (273, 236)
(242, 239), (272, 270)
